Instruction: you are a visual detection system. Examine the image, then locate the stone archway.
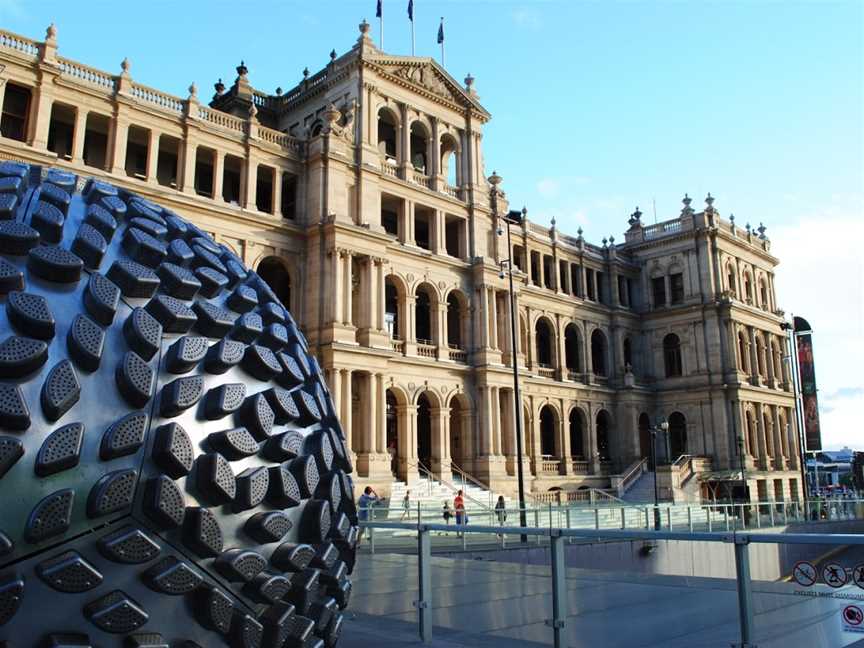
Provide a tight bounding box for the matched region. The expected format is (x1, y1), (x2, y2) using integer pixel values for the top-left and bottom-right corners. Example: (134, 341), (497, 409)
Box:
(257, 256), (292, 310)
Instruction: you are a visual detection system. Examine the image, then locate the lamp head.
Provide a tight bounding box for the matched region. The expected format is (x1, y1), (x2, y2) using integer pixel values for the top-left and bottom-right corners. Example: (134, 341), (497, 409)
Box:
(496, 227), (503, 236)
(498, 271), (505, 280)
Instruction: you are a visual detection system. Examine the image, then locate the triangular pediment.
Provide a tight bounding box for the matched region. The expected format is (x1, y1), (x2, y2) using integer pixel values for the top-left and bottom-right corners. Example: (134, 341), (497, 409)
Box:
(371, 55), (489, 118)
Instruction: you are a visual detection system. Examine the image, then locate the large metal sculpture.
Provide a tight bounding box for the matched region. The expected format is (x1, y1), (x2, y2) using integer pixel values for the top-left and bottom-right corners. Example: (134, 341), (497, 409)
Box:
(0, 161), (356, 647)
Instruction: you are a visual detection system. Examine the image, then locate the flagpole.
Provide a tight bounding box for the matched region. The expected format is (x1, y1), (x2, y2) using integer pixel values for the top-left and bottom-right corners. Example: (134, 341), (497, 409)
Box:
(380, 14), (384, 49)
(411, 12), (416, 55)
(439, 17), (445, 66)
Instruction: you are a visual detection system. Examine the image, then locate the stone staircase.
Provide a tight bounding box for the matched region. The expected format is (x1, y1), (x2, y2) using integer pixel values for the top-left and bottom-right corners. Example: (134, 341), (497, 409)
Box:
(620, 470), (658, 503)
(382, 474), (515, 522)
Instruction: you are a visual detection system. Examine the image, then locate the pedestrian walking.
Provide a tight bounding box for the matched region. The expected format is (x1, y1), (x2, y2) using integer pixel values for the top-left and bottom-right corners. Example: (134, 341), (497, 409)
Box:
(454, 490), (466, 536)
(442, 501), (452, 531)
(357, 486), (380, 542)
(495, 495), (507, 524)
(400, 490), (411, 520)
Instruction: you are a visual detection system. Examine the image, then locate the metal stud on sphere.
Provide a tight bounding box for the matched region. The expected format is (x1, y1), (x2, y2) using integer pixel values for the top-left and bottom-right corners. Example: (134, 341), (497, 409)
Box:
(0, 162), (356, 647)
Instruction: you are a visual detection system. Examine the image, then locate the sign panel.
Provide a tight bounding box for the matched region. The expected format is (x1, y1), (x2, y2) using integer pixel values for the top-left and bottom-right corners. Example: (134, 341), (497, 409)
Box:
(795, 316), (822, 452)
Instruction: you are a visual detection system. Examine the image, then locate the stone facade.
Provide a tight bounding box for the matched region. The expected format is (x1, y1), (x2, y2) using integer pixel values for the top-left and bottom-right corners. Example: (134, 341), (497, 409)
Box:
(0, 22), (803, 502)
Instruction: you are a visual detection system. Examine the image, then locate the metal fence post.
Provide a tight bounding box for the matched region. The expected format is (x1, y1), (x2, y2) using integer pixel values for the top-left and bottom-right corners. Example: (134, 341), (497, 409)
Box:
(535, 509), (541, 544)
(769, 503), (775, 527)
(725, 507), (730, 531)
(644, 507), (649, 529)
(707, 508), (713, 532)
(620, 507), (626, 530)
(547, 531), (568, 648)
(666, 507), (672, 531)
(687, 506), (693, 532)
(416, 526), (433, 644)
(783, 502), (788, 526)
(370, 525), (376, 554)
(733, 538), (755, 648)
(549, 502), (554, 529)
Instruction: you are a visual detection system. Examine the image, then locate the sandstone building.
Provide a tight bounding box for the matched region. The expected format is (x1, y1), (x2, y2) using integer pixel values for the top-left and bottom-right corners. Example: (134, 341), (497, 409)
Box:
(0, 22), (803, 503)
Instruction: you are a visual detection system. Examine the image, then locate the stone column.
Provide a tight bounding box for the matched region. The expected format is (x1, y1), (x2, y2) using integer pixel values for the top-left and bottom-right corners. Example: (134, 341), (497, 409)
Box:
(272, 169), (282, 217)
(340, 369), (353, 454)
(755, 403), (768, 468)
(376, 373), (386, 455)
(435, 303), (447, 359)
(180, 137), (196, 195)
(560, 406), (572, 474)
(364, 373), (377, 454)
(748, 327), (760, 385)
(213, 152), (225, 202)
(430, 406), (450, 479)
(330, 249), (342, 325)
(773, 405), (786, 469)
(341, 251), (353, 326)
(430, 116), (441, 190)
(588, 406), (600, 474)
(242, 156), (256, 210)
(109, 119), (129, 176)
(490, 289), (499, 350)
(71, 107), (88, 163)
(556, 314), (567, 381)
(146, 129), (159, 183)
(492, 387), (502, 456)
(0, 82), (7, 123)
(478, 287), (490, 350)
(375, 258), (386, 331)
(399, 103), (410, 179)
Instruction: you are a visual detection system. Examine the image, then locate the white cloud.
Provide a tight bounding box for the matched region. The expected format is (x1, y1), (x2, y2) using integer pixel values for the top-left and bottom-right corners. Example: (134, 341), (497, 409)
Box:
(512, 7), (542, 31)
(770, 192), (864, 449)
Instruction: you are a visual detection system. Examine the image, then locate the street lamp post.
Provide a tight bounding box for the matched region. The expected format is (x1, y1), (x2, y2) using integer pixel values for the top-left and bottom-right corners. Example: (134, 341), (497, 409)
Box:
(650, 418), (669, 531)
(490, 172), (529, 541)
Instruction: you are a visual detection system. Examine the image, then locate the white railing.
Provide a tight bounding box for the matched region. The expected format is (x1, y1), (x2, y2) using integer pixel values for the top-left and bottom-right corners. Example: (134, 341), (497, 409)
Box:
(571, 459), (589, 474)
(198, 107), (247, 134)
(540, 459), (561, 475)
(417, 342), (436, 358)
(390, 339), (405, 354)
(450, 461), (495, 509)
(537, 366), (555, 379)
(130, 82), (184, 113)
(0, 30), (39, 58)
(381, 159), (398, 177)
(58, 58), (115, 91)
(258, 125), (304, 154)
(444, 183), (459, 198)
(413, 171), (431, 188)
(448, 345), (466, 362)
(643, 219), (683, 240)
(613, 457), (648, 497)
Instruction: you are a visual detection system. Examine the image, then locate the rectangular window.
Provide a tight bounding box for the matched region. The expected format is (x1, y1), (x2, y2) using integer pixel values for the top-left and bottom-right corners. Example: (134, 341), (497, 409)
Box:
(571, 265), (581, 296)
(381, 209), (398, 236)
(530, 251), (541, 286)
(281, 174), (297, 219)
(414, 207), (432, 250)
(618, 275), (629, 307)
(83, 112), (110, 170)
(445, 215), (464, 259)
(543, 255), (555, 290)
(0, 84), (31, 142)
(652, 277), (666, 308)
(597, 272), (606, 303)
(586, 269), (595, 300)
(670, 273), (684, 304)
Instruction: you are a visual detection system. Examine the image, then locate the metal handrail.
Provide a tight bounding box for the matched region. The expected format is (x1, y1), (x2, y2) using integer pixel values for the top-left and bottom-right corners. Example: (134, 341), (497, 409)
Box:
(449, 460), (495, 506)
(619, 457), (648, 491)
(407, 458), (493, 512)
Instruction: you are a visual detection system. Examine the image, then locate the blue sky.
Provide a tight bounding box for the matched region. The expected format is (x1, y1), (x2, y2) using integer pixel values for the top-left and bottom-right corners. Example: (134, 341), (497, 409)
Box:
(2, 0), (862, 448)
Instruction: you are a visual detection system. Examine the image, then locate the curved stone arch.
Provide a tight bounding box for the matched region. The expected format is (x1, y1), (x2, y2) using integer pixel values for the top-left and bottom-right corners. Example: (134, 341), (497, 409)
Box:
(588, 325), (611, 377)
(533, 314), (558, 368)
(385, 271), (410, 299)
(724, 257), (739, 294)
(408, 114), (433, 136)
(445, 390), (473, 412)
(649, 260), (667, 278)
(439, 129), (461, 153)
(386, 382), (411, 407)
(565, 401), (590, 423)
(376, 102), (401, 127)
(309, 120), (325, 137)
(220, 239), (241, 259)
(413, 386), (444, 409)
(442, 286), (470, 309)
(412, 279), (443, 304)
(254, 254), (296, 311)
(536, 398), (563, 422)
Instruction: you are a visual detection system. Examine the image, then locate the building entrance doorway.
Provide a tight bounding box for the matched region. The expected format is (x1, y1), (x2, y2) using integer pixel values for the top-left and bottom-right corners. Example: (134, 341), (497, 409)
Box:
(417, 393), (432, 469)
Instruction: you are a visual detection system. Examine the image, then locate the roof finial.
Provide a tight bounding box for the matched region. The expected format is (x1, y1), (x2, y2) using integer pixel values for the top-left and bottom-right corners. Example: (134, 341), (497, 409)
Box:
(757, 222), (767, 239)
(46, 23), (57, 40)
(521, 206), (528, 220)
(120, 57), (130, 74)
(302, 67), (309, 80)
(214, 78), (225, 95)
(188, 82), (197, 99)
(236, 60), (248, 77)
(705, 192), (715, 208)
(330, 49), (337, 62)
(359, 19), (371, 37)
(577, 226), (583, 239)
(465, 73), (474, 88)
(488, 170), (502, 186)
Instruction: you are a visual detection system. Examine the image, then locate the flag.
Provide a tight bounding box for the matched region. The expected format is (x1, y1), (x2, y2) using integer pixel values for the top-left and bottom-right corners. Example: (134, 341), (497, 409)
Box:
(408, 0), (414, 21)
(437, 18), (444, 44)
(376, 0), (382, 18)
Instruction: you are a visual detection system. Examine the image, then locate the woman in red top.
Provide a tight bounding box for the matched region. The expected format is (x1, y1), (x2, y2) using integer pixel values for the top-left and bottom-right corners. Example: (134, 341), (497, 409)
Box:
(454, 490), (465, 527)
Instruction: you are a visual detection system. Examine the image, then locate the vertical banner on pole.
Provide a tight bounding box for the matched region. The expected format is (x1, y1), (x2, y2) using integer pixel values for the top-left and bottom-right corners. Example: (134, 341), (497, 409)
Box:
(794, 316), (822, 452)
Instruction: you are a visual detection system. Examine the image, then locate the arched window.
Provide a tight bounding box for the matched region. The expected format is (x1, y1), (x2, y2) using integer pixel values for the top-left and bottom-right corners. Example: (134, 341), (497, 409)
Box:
(668, 412), (687, 458)
(310, 121), (324, 137)
(409, 122), (429, 173)
(738, 330), (750, 373)
(535, 318), (554, 367)
(743, 272), (753, 303)
(746, 409), (757, 456)
(663, 334), (682, 377)
(446, 292), (464, 348)
(416, 393), (432, 467)
(596, 410), (611, 461)
(727, 264), (737, 297)
(564, 324), (581, 375)
(385, 389), (399, 475)
(385, 277), (401, 340)
(539, 405), (556, 456)
(415, 285), (434, 343)
(638, 413), (651, 463)
(377, 107), (398, 159)
(763, 412), (774, 458)
(440, 133), (460, 187)
(755, 334), (767, 378)
(569, 409), (584, 457)
(257, 256), (291, 310)
(591, 330), (607, 376)
(759, 279), (769, 310)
